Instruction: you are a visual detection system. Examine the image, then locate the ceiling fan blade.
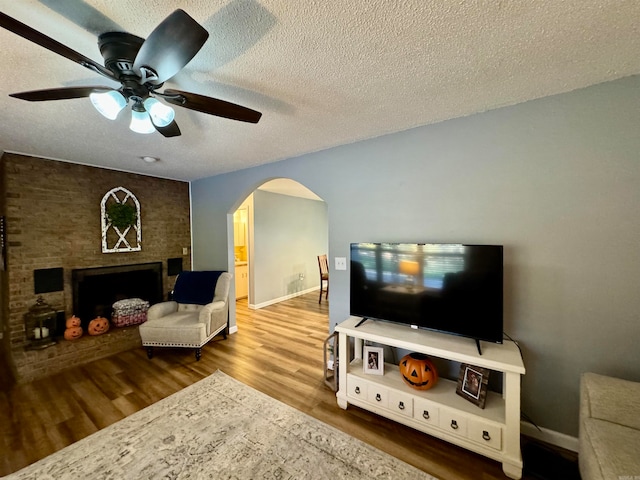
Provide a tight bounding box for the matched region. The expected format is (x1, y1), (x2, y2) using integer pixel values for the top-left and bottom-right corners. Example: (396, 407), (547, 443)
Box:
(0, 12), (116, 81)
(133, 9), (208, 85)
(161, 89), (262, 124)
(9, 86), (114, 101)
(153, 119), (181, 137)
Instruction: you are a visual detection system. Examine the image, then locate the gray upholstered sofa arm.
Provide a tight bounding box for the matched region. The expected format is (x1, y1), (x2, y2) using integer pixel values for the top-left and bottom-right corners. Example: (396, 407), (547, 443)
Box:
(579, 372), (640, 480)
(581, 372), (640, 430)
(147, 301), (178, 321)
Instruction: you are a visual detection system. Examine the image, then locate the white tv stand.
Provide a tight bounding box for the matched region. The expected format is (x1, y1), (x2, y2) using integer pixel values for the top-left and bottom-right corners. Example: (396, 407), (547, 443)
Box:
(336, 317), (526, 479)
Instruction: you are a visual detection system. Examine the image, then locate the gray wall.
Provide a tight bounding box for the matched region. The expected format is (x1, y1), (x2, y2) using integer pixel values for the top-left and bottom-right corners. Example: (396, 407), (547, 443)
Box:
(252, 190), (328, 305)
(191, 75), (640, 437)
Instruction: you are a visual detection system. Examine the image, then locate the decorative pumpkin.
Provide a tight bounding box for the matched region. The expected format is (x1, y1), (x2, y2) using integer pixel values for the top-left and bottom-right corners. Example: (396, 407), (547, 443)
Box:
(64, 315), (83, 340)
(66, 315), (81, 328)
(88, 316), (110, 336)
(399, 353), (438, 391)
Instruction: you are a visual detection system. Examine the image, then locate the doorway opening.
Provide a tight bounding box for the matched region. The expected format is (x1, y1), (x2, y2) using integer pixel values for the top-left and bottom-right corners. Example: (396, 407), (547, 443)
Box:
(230, 178), (328, 316)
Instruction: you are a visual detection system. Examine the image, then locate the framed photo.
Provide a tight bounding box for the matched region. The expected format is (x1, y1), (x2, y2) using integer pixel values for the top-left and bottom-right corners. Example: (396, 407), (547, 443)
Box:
(363, 346), (384, 375)
(456, 364), (490, 408)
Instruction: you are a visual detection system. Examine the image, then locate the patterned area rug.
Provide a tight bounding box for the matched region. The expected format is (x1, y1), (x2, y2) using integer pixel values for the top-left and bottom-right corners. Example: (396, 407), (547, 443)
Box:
(6, 370), (438, 479)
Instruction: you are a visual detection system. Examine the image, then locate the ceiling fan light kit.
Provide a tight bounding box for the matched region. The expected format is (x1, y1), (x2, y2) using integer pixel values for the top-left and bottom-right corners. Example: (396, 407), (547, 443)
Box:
(0, 9), (262, 138)
(143, 97), (175, 128)
(130, 105), (156, 134)
(90, 91), (127, 120)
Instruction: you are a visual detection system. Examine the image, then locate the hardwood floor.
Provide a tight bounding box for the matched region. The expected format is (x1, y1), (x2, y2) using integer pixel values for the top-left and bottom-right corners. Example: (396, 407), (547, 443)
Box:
(0, 293), (576, 479)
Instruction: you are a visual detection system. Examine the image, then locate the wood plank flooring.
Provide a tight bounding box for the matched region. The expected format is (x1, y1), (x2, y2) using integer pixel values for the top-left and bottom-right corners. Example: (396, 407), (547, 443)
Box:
(0, 293), (574, 479)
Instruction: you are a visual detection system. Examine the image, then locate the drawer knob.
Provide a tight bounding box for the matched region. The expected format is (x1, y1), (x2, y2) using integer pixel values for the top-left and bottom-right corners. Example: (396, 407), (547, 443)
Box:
(398, 401), (405, 410)
(355, 386), (360, 394)
(482, 430), (491, 441)
(375, 393), (382, 402)
(450, 420), (459, 430)
(422, 410), (430, 420)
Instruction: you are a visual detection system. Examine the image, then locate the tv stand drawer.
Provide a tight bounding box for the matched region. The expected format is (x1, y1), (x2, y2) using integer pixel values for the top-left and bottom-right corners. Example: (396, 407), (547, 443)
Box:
(468, 418), (502, 450)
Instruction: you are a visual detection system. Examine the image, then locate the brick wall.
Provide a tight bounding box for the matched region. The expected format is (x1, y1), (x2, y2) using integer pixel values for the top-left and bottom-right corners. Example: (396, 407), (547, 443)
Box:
(1, 153), (191, 382)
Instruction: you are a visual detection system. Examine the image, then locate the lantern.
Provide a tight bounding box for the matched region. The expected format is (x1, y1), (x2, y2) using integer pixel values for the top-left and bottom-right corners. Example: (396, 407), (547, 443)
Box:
(399, 353), (438, 390)
(24, 296), (57, 349)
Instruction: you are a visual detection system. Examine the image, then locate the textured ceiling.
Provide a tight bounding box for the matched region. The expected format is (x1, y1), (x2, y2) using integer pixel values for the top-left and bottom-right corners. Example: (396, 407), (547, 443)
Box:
(1, 0), (639, 181)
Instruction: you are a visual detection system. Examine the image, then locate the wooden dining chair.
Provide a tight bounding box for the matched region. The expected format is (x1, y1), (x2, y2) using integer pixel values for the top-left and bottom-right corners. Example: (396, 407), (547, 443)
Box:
(317, 254), (329, 304)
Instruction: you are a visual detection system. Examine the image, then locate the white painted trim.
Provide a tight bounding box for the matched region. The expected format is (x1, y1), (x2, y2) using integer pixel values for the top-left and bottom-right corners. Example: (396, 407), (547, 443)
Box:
(229, 325), (238, 334)
(249, 286), (320, 310)
(521, 421), (579, 452)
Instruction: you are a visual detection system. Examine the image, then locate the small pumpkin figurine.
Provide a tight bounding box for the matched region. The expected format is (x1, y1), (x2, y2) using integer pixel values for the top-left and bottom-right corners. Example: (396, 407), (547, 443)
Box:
(64, 315), (83, 341)
(88, 316), (110, 336)
(399, 353), (438, 391)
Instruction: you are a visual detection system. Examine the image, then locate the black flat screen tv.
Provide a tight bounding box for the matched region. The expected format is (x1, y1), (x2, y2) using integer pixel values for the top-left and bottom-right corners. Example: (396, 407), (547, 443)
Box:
(350, 243), (503, 346)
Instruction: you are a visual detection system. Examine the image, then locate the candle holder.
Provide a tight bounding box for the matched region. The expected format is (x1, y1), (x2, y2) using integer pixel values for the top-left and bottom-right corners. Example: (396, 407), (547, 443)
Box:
(24, 296), (57, 350)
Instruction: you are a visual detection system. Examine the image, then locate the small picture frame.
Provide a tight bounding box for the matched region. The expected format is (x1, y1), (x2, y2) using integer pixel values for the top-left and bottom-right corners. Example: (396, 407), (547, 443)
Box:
(456, 364), (490, 408)
(363, 346), (384, 375)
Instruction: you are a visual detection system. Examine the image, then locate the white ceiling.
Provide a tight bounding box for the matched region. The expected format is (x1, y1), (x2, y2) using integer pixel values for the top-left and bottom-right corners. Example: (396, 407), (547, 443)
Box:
(1, 1), (639, 182)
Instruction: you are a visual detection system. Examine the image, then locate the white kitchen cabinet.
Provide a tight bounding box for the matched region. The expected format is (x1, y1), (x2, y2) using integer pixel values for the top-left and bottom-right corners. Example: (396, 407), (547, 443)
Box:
(235, 264), (248, 299)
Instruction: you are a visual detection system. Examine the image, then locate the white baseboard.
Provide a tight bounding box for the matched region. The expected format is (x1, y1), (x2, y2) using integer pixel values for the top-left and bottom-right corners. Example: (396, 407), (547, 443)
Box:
(249, 286), (320, 310)
(229, 325), (238, 334)
(520, 421), (579, 452)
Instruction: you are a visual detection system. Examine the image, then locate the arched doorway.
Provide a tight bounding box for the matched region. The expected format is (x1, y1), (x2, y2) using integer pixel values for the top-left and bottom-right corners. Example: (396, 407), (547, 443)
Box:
(230, 178), (328, 312)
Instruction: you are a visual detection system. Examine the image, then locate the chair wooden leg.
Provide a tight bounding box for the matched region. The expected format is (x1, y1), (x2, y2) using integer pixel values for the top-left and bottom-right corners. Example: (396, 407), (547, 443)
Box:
(319, 280), (329, 304)
(146, 346), (153, 359)
(195, 347), (202, 361)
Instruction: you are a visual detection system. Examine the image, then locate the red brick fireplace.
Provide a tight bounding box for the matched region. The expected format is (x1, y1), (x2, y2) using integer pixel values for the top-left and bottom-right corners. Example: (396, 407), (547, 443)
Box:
(0, 153), (192, 383)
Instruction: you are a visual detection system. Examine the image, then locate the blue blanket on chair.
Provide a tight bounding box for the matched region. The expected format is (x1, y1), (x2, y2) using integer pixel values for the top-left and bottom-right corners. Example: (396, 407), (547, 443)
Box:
(172, 271), (224, 305)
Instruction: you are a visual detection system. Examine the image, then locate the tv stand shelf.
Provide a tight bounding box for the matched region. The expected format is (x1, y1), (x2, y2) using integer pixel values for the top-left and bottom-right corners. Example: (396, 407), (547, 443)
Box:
(336, 316), (525, 479)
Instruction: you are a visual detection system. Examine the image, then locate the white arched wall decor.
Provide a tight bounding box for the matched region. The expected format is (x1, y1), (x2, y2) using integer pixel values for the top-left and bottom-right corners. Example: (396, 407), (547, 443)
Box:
(101, 186), (142, 253)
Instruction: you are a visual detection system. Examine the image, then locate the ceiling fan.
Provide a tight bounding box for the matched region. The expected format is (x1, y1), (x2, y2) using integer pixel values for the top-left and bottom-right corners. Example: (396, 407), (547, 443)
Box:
(0, 9), (262, 137)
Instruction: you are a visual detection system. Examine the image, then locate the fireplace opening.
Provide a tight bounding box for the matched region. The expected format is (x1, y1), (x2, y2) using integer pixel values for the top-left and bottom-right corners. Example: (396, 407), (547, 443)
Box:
(72, 262), (163, 328)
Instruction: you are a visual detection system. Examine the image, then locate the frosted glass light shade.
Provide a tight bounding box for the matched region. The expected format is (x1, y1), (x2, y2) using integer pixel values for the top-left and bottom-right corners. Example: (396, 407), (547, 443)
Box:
(143, 97), (175, 127)
(129, 109), (155, 134)
(90, 91), (127, 120)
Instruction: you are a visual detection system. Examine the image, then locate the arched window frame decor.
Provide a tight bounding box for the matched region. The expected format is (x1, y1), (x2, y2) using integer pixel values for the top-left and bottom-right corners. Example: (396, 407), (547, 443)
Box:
(101, 187), (142, 253)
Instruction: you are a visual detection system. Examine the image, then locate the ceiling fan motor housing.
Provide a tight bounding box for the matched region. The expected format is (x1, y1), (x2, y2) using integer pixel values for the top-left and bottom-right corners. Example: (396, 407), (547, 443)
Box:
(98, 32), (145, 79)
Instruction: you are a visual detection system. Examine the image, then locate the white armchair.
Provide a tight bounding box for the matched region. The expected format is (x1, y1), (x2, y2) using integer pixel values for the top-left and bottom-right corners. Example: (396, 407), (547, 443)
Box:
(139, 271), (231, 360)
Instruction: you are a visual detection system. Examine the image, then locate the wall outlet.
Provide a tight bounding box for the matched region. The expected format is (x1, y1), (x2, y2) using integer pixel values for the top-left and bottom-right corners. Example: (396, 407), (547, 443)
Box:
(335, 257), (347, 270)
(182, 247), (188, 255)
